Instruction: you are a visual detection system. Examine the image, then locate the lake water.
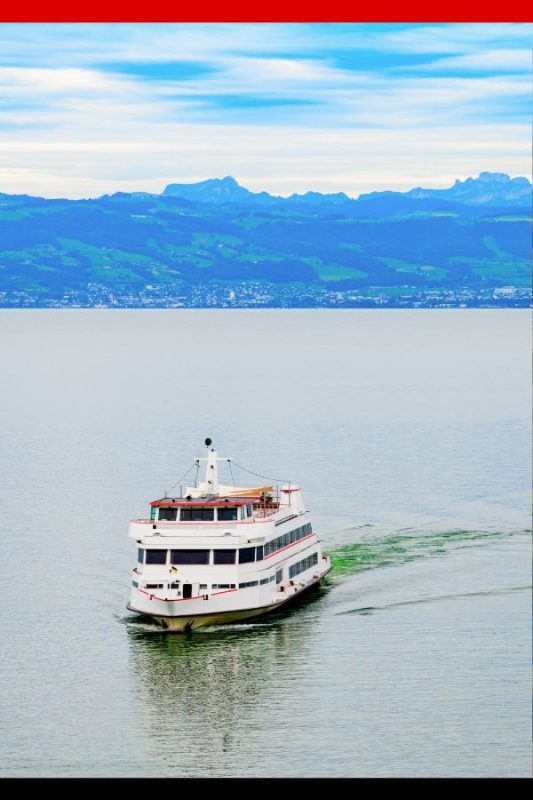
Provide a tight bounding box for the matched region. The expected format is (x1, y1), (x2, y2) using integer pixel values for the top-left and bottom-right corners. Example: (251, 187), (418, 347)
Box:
(0, 309), (530, 777)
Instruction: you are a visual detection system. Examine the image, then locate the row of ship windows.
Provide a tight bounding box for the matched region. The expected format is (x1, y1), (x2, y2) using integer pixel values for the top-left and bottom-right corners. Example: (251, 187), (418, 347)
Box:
(138, 531), (312, 566)
(154, 504), (253, 522)
(132, 575), (277, 591)
(288, 552), (319, 579)
(264, 523), (313, 557)
(138, 546), (264, 565)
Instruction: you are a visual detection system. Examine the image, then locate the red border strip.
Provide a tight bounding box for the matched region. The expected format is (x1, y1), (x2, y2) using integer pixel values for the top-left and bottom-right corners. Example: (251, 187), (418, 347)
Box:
(0, 3), (531, 22)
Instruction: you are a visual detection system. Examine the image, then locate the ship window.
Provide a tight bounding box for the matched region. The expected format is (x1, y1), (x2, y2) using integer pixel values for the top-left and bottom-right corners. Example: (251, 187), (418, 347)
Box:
(213, 549), (236, 564)
(132, 580), (139, 588)
(260, 575), (275, 585)
(180, 507), (215, 521)
(170, 582), (180, 589)
(256, 545), (263, 561)
(289, 552), (319, 579)
(159, 507), (177, 521)
(276, 569), (283, 584)
(264, 523), (314, 557)
(246, 504), (253, 517)
(145, 550), (167, 565)
(150, 507), (157, 521)
(217, 507), (238, 521)
(212, 584), (236, 590)
(199, 584), (207, 590)
(239, 547), (255, 564)
(171, 550), (209, 565)
(239, 581), (258, 589)
(146, 583), (164, 589)
(137, 548), (144, 563)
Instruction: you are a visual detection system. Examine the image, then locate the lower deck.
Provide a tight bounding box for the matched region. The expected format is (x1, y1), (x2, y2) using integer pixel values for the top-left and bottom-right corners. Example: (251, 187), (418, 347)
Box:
(127, 559), (332, 631)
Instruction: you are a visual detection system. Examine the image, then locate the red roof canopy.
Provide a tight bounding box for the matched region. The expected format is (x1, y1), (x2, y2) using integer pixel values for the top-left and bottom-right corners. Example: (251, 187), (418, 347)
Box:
(150, 497), (258, 508)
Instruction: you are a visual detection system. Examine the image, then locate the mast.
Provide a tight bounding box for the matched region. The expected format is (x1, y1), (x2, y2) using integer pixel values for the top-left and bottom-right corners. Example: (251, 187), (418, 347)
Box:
(204, 438), (219, 495)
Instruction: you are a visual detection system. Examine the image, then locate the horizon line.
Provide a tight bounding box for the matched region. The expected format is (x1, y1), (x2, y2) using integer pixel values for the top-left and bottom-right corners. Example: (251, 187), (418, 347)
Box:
(2, 169), (531, 202)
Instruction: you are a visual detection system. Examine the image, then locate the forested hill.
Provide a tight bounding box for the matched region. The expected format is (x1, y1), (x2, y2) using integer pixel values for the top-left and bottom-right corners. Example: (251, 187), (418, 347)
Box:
(0, 172), (530, 307)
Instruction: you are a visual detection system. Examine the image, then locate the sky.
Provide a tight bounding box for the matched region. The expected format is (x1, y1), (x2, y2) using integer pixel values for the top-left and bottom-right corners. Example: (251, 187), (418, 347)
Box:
(0, 22), (531, 198)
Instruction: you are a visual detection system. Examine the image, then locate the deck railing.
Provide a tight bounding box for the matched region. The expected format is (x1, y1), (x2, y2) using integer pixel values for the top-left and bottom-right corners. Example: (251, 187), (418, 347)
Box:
(253, 503), (281, 518)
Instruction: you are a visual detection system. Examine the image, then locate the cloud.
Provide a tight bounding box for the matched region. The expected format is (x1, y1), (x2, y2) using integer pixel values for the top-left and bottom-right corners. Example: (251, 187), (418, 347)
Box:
(379, 23), (533, 55)
(0, 66), (131, 95)
(0, 23), (530, 197)
(1, 23), (531, 68)
(0, 122), (529, 199)
(412, 48), (533, 72)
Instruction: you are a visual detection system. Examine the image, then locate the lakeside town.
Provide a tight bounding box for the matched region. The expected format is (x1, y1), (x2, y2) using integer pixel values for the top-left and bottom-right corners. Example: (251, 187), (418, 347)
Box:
(1, 283), (530, 309)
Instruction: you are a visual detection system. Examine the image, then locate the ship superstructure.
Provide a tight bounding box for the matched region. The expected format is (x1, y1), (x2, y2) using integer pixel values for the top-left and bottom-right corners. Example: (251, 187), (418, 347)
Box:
(127, 441), (331, 631)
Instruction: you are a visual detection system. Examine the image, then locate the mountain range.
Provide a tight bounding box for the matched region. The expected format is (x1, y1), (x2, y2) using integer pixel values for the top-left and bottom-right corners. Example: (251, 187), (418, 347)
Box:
(0, 172), (530, 306)
(164, 171), (532, 209)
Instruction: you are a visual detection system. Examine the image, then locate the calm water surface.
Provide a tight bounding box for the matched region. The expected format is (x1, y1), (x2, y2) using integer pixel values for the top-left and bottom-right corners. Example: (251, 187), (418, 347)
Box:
(0, 310), (530, 777)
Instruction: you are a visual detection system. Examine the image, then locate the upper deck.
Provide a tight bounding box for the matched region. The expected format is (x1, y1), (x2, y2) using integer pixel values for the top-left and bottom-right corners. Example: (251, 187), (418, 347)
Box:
(129, 443), (306, 541)
(151, 495), (277, 518)
(129, 489), (304, 540)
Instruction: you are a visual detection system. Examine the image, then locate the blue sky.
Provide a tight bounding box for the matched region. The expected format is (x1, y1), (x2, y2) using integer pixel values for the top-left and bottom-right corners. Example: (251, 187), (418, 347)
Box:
(0, 23), (531, 198)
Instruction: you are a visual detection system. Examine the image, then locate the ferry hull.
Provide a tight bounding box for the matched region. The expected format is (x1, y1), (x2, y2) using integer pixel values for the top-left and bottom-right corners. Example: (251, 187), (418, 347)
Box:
(127, 566), (331, 632)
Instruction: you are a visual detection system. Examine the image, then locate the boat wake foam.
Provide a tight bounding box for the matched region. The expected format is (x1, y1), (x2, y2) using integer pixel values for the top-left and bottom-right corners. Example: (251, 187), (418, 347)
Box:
(329, 527), (531, 579)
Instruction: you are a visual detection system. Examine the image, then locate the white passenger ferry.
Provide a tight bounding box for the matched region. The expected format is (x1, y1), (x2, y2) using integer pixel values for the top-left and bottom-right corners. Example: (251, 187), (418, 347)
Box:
(127, 440), (331, 631)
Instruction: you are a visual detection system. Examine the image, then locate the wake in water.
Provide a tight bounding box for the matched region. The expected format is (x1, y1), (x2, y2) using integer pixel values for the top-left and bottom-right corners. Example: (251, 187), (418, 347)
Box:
(327, 526), (531, 579)
(337, 585), (531, 615)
